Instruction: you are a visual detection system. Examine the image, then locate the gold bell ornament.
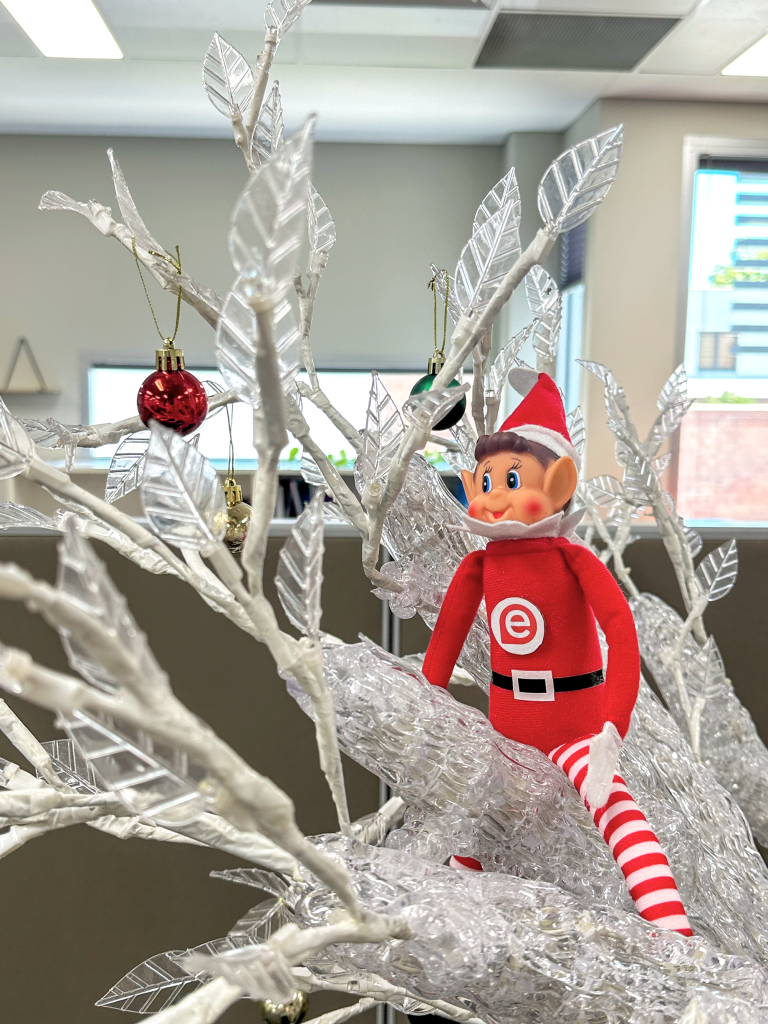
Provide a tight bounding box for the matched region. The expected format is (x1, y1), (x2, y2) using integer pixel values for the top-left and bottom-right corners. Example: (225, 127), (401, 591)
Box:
(217, 405), (252, 554)
(259, 991), (308, 1024)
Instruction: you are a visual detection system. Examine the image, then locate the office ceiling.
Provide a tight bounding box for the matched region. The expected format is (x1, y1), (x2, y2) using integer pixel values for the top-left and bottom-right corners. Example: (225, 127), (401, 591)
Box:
(0, 0), (765, 142)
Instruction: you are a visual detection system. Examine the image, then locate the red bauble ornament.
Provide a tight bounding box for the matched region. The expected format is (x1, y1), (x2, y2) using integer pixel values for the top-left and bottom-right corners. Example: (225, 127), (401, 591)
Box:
(137, 340), (208, 435)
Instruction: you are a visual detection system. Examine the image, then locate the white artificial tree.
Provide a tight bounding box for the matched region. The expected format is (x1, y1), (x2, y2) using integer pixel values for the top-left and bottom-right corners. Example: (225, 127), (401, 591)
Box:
(0, 4), (767, 1023)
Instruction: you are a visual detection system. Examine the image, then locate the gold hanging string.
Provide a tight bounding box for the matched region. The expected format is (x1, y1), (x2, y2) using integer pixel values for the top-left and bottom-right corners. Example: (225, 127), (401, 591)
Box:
(427, 271), (451, 358)
(226, 401), (236, 481)
(132, 237), (183, 343)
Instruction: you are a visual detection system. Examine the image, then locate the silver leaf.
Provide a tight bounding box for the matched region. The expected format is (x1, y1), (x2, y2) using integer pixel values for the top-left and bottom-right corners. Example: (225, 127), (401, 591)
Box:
(216, 275), (301, 406)
(430, 263), (462, 324)
(358, 372), (404, 486)
(402, 384), (469, 432)
(265, 0), (312, 41)
(308, 183), (336, 255)
(202, 33), (254, 117)
(0, 502), (58, 530)
(537, 125), (624, 234)
(695, 539), (738, 603)
(56, 519), (168, 694)
(275, 490), (324, 638)
(566, 407), (586, 457)
(141, 420), (226, 552)
(525, 265), (560, 319)
(251, 81), (284, 166)
(107, 149), (162, 254)
(0, 397), (35, 480)
(105, 432), (148, 504)
(455, 201), (523, 317)
(473, 167), (521, 238)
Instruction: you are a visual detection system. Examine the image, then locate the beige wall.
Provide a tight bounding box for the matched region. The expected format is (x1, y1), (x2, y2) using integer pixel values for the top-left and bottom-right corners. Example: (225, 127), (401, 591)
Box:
(571, 99), (768, 478)
(0, 135), (501, 425)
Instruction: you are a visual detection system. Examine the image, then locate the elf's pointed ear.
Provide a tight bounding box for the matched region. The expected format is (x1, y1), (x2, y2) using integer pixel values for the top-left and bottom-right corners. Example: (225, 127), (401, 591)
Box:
(542, 456), (577, 512)
(461, 469), (476, 503)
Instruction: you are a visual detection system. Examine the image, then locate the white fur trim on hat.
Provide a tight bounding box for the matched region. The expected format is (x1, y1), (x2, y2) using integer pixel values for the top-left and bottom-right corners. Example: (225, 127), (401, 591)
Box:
(512, 424), (581, 473)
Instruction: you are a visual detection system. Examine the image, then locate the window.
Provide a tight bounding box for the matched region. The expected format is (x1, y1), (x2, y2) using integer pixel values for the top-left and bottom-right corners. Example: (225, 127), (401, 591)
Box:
(677, 151), (768, 524)
(87, 366), (431, 468)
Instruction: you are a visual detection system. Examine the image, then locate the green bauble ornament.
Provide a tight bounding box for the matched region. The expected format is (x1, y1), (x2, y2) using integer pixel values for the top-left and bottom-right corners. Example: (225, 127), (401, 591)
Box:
(409, 353), (466, 431)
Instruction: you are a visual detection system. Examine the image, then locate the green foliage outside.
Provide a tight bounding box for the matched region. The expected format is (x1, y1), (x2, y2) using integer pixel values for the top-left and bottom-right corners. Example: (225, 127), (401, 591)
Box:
(710, 250), (768, 287)
(700, 392), (755, 404)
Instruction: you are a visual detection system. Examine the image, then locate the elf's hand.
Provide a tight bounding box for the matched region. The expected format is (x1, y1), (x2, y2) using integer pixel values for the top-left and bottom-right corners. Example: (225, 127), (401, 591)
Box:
(585, 721), (622, 810)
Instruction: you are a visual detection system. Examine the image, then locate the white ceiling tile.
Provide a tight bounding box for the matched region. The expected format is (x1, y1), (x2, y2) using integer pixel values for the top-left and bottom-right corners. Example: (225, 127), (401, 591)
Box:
(637, 0), (768, 75)
(497, 0), (698, 15)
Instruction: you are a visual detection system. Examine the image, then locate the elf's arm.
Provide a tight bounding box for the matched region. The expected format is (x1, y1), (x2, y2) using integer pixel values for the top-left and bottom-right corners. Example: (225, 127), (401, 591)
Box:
(561, 542), (640, 737)
(422, 549), (485, 689)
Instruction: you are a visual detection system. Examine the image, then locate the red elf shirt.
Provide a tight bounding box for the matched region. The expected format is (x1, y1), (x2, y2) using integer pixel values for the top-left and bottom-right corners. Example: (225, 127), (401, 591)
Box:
(422, 532), (640, 754)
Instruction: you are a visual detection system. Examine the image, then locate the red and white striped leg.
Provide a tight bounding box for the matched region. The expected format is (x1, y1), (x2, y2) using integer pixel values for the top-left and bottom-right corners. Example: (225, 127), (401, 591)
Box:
(549, 736), (693, 937)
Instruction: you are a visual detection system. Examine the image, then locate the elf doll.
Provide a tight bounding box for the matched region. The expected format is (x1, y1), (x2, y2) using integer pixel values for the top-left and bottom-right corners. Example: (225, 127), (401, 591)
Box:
(422, 370), (692, 937)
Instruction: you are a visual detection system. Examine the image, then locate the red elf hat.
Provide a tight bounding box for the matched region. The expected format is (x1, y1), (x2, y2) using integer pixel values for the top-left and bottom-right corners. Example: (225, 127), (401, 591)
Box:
(500, 369), (580, 472)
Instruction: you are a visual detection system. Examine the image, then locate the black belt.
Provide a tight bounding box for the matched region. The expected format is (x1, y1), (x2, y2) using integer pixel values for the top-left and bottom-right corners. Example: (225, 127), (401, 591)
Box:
(492, 669), (604, 695)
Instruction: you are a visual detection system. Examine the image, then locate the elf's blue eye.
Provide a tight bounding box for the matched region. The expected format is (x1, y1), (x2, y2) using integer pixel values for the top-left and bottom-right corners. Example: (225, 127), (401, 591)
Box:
(482, 472), (492, 493)
(507, 470), (521, 489)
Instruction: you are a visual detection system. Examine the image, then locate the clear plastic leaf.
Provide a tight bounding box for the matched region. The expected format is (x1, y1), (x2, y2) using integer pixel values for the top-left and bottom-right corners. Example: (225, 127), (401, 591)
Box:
(532, 300), (562, 367)
(537, 125), (624, 234)
(105, 432), (148, 504)
(645, 400), (692, 455)
(97, 949), (203, 1014)
(0, 502), (58, 530)
(455, 202), (523, 317)
(525, 265), (560, 319)
(657, 364), (688, 413)
(228, 116), (314, 293)
(275, 490), (324, 638)
(578, 358), (620, 396)
(623, 451), (656, 505)
(56, 518), (169, 694)
(445, 419), (477, 476)
(228, 898), (292, 944)
(251, 81), (284, 166)
(216, 275), (301, 407)
(265, 0), (312, 40)
(653, 451), (672, 476)
(429, 263), (462, 324)
(300, 451), (325, 490)
(202, 33), (254, 117)
(199, 379), (227, 421)
(586, 475), (625, 510)
(473, 167), (521, 237)
(358, 372), (404, 486)
(210, 867), (295, 904)
(141, 421), (226, 552)
(40, 738), (100, 794)
(688, 637), (727, 701)
(180, 944), (295, 1004)
(308, 183), (336, 255)
(64, 709), (205, 826)
(487, 322), (535, 400)
(685, 527), (703, 559)
(0, 398), (35, 480)
(107, 149), (162, 254)
(402, 385), (469, 432)
(695, 539), (738, 603)
(38, 190), (95, 219)
(566, 407), (586, 457)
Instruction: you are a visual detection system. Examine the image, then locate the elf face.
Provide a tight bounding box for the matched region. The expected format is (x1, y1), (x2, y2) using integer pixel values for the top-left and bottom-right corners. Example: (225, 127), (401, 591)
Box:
(461, 450), (577, 526)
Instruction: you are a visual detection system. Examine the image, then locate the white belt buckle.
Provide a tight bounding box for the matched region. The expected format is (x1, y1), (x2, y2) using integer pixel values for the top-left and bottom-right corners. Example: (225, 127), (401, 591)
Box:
(512, 669), (555, 702)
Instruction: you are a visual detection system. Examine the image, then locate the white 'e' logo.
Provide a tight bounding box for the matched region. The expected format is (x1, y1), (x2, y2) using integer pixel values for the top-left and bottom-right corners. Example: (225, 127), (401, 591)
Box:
(490, 597), (545, 655)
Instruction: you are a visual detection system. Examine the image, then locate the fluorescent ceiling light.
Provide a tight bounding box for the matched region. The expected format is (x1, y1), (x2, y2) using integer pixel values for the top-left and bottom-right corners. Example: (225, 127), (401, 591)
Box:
(1, 0), (122, 58)
(722, 31), (768, 76)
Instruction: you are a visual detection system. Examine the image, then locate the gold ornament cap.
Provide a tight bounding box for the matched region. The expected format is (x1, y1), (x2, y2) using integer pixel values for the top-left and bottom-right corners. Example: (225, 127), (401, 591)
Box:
(223, 475), (243, 507)
(427, 351), (446, 375)
(156, 338), (186, 372)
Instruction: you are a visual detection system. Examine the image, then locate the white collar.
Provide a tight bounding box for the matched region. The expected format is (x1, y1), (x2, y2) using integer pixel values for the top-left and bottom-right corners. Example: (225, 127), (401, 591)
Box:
(449, 506), (585, 542)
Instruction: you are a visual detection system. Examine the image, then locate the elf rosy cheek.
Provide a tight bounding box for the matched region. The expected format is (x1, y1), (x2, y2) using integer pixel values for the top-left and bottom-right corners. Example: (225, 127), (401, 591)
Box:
(525, 496), (543, 517)
(467, 496), (486, 520)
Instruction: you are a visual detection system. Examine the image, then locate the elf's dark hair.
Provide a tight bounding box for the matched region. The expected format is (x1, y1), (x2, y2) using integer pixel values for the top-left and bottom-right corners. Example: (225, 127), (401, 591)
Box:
(474, 430), (559, 470)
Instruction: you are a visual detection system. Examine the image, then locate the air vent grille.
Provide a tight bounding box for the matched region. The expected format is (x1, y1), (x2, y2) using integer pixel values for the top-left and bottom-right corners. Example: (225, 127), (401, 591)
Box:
(476, 13), (679, 71)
